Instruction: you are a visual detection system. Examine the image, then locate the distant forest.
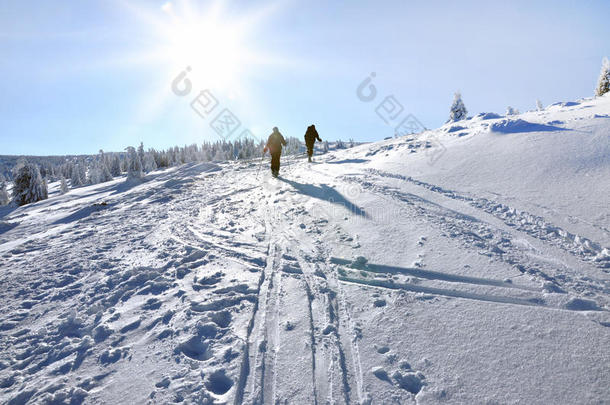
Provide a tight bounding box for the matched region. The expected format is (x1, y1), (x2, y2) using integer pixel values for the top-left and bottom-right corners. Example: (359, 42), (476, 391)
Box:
(0, 138), (355, 183)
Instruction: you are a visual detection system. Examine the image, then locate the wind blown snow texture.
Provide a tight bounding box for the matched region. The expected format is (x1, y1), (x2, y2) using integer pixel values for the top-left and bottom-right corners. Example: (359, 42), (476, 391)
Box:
(0, 96), (609, 404)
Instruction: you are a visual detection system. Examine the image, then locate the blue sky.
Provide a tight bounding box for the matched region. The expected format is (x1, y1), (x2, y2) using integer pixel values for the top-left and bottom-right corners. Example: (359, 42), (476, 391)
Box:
(1, 0), (609, 155)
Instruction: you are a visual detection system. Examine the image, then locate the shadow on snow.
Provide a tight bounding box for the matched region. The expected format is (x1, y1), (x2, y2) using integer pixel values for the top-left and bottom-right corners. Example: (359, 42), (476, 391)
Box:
(278, 177), (369, 219)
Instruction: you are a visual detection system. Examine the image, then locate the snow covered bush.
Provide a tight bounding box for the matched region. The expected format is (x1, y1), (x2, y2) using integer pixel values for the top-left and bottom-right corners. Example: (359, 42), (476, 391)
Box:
(125, 146), (143, 181)
(336, 139), (346, 149)
(506, 106), (519, 116)
(536, 99), (543, 111)
(323, 141), (329, 153)
(11, 162), (48, 206)
(448, 91), (467, 122)
(60, 176), (69, 194)
(595, 57), (610, 97)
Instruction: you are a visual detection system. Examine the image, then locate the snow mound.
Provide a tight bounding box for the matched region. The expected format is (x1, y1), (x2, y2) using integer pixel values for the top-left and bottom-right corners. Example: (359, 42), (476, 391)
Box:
(474, 112), (503, 120)
(490, 119), (564, 133)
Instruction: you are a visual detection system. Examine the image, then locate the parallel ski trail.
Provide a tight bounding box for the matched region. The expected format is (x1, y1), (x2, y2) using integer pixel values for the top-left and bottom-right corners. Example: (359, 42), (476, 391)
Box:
(289, 248), (329, 405)
(309, 242), (364, 405)
(239, 177), (319, 404)
(274, 166), (369, 404)
(296, 253), (353, 405)
(336, 276), (365, 404)
(266, 248), (282, 405)
(262, 202), (318, 403)
(233, 186), (280, 405)
(290, 253), (319, 405)
(251, 241), (282, 404)
(275, 179), (358, 405)
(233, 234), (272, 405)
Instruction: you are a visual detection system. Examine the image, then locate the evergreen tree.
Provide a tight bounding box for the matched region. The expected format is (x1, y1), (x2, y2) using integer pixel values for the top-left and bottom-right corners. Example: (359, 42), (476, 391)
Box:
(71, 163), (86, 187)
(595, 57), (610, 97)
(110, 154), (122, 176)
(88, 160), (112, 185)
(126, 146), (143, 180)
(506, 106), (519, 116)
(100, 160), (113, 182)
(120, 158), (128, 173)
(137, 142), (145, 166)
(12, 162), (48, 206)
(536, 99), (543, 111)
(284, 137), (301, 155)
(65, 162), (74, 181)
(323, 141), (329, 153)
(60, 176), (69, 194)
(0, 175), (9, 206)
(143, 152), (157, 173)
(88, 164), (100, 185)
(42, 179), (48, 198)
(97, 150), (113, 182)
(448, 91), (468, 122)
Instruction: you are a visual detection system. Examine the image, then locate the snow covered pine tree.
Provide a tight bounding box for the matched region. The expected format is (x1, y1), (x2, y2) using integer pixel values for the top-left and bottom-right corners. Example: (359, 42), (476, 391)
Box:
(126, 146), (143, 181)
(448, 91), (467, 122)
(137, 142), (145, 166)
(143, 152), (157, 173)
(71, 163), (86, 187)
(12, 162), (48, 206)
(95, 150), (114, 183)
(595, 56), (610, 97)
(110, 154), (122, 177)
(60, 176), (69, 194)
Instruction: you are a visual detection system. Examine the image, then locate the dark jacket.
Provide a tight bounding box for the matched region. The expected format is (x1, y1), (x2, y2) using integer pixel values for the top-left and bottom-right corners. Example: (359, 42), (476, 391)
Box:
(265, 130), (287, 154)
(304, 125), (321, 145)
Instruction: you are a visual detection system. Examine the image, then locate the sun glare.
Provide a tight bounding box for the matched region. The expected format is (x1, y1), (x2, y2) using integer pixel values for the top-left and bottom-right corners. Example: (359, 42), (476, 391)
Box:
(119, 0), (282, 105)
(111, 0), (292, 137)
(159, 1), (250, 93)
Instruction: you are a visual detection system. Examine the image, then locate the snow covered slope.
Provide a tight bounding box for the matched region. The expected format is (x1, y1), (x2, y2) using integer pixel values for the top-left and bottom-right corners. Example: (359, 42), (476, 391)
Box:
(0, 95), (609, 404)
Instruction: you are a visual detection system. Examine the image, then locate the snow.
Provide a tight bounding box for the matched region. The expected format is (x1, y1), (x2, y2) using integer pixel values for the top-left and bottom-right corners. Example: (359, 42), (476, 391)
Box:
(0, 96), (609, 404)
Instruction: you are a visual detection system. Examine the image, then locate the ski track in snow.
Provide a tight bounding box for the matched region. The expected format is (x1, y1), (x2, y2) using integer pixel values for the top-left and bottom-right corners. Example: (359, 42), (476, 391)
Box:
(367, 168), (610, 269)
(337, 172), (610, 307)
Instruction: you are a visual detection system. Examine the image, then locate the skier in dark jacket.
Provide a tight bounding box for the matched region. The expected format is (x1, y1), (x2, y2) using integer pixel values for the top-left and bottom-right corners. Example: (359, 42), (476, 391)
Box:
(264, 127), (287, 177)
(304, 124), (322, 162)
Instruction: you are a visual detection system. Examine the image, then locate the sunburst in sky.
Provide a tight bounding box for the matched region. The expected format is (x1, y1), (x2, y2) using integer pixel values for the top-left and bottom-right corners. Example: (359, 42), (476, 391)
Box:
(115, 0), (291, 134)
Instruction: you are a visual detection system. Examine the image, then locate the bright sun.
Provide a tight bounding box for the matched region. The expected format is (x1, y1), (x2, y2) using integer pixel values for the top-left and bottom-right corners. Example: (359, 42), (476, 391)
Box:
(111, 0), (293, 136)
(122, 0), (280, 101)
(158, 0), (253, 93)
